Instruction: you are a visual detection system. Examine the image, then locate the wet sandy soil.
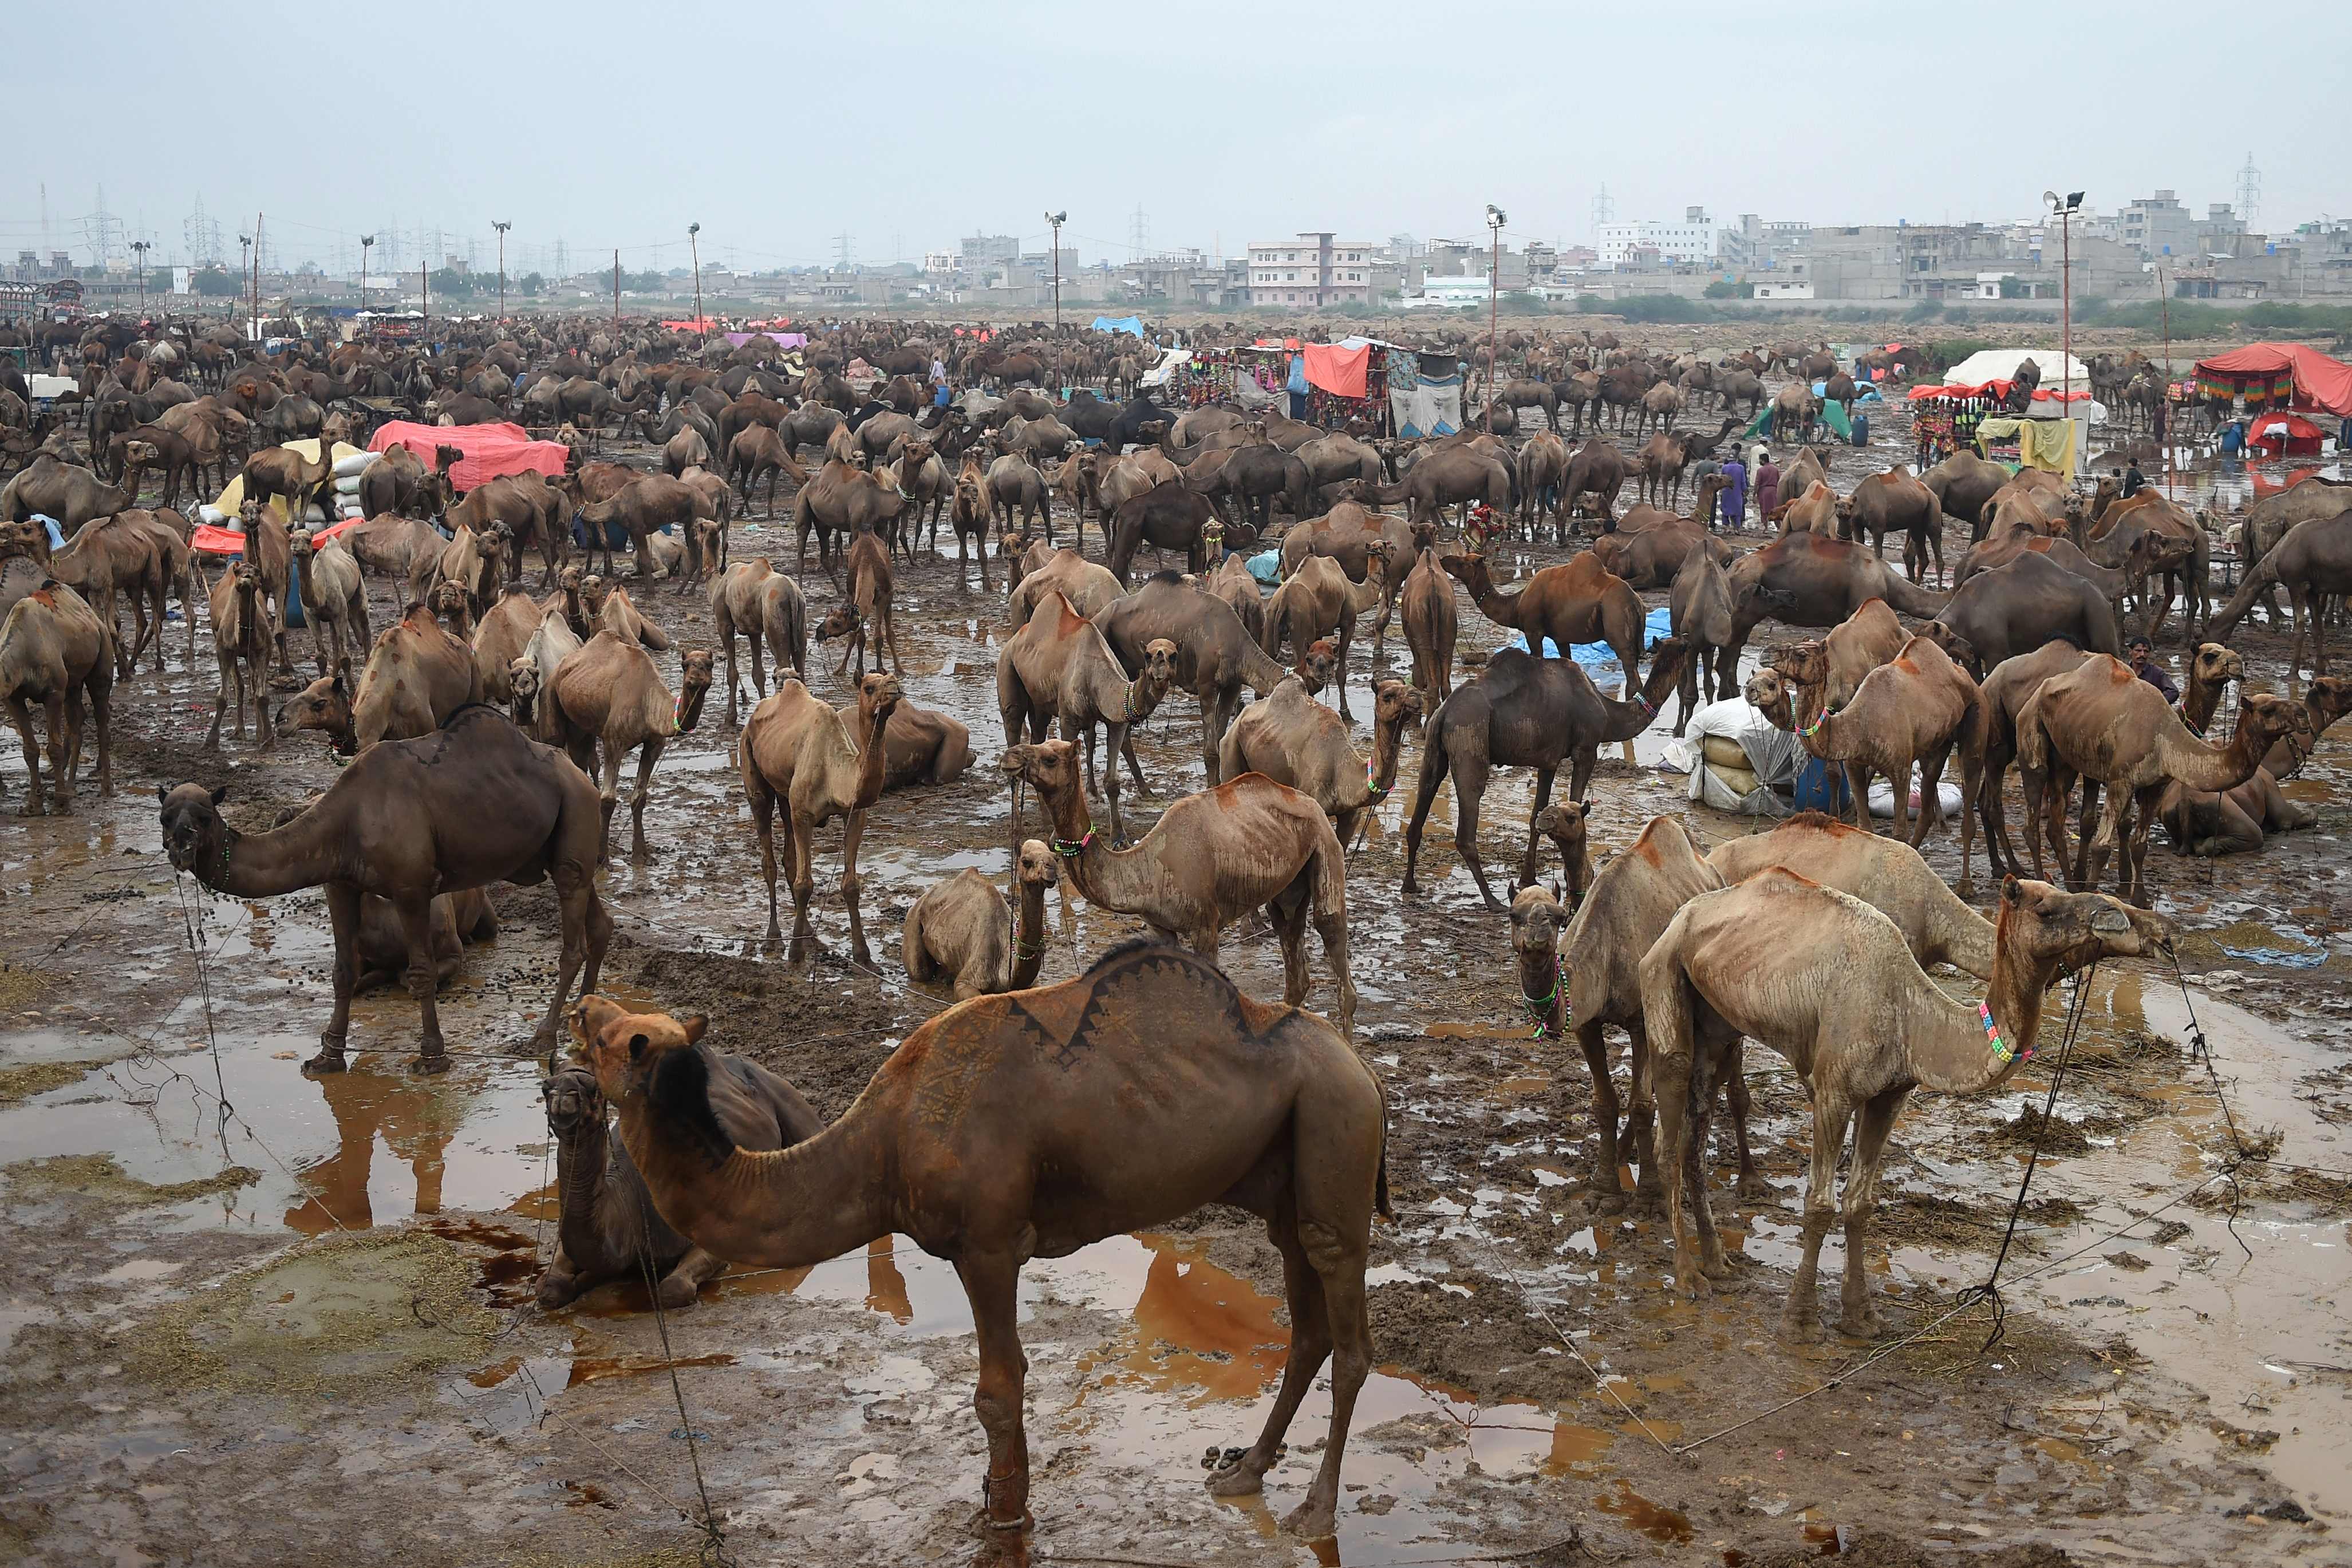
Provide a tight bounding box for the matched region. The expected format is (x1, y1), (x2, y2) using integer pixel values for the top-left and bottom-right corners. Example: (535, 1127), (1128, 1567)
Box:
(2, 388), (2348, 1565)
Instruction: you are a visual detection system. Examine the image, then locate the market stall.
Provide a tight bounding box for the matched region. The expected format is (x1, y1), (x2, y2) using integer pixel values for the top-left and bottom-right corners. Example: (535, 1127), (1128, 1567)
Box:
(2192, 342), (2352, 418)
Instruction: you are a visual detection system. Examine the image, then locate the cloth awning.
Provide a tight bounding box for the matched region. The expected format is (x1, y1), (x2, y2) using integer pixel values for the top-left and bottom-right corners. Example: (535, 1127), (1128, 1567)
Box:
(369, 421), (570, 493)
(1091, 315), (1146, 337)
(1907, 380), (2091, 404)
(1300, 341), (1371, 400)
(2192, 342), (2352, 417)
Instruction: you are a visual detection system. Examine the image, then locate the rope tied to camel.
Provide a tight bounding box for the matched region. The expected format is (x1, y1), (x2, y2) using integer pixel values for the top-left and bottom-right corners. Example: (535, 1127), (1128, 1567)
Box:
(1798, 704), (1833, 738)
(1120, 677), (1150, 722)
(1048, 830), (1095, 858)
(2173, 696), (2204, 740)
(1519, 954), (1568, 1039)
(1363, 757), (1390, 803)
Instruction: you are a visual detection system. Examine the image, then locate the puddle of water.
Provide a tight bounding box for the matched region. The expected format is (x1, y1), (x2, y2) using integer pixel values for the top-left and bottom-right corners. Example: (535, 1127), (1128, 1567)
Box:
(1594, 1477), (1695, 1544)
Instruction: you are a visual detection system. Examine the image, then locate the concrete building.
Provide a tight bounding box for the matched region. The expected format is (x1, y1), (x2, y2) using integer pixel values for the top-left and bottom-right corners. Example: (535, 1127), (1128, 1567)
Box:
(2118, 191), (2196, 259)
(1718, 215), (1812, 272)
(1248, 232), (1379, 307)
(1597, 208), (1717, 268)
(960, 234), (1021, 273)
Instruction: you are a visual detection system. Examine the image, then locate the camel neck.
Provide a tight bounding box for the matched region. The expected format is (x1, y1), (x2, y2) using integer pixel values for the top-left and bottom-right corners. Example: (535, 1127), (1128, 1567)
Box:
(1517, 946), (1567, 1040)
(2179, 673), (2226, 737)
(554, 1113), (626, 1274)
(1600, 658), (1670, 743)
(1010, 882), (1049, 990)
(851, 706), (893, 808)
(204, 809), (344, 900)
(1471, 574), (1524, 631)
(2155, 710), (2266, 793)
(1366, 709), (1407, 803)
(1905, 913), (2053, 1095)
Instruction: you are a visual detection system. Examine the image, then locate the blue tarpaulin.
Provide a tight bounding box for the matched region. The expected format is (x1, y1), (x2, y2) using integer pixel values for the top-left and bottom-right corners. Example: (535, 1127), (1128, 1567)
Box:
(1091, 315), (1146, 338)
(1505, 605), (1673, 669)
(1245, 549), (1283, 587)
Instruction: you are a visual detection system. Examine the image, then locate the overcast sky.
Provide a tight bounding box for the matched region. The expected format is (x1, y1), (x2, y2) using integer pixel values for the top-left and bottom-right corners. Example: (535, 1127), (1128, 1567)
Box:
(10, 2), (2343, 275)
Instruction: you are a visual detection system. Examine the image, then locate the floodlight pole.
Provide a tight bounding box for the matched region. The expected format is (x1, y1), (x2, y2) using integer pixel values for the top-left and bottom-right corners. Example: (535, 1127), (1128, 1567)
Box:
(1485, 206), (1507, 432)
(1045, 212), (1066, 330)
(360, 234), (374, 313)
(494, 221), (511, 322)
(688, 223), (702, 332)
(131, 239), (150, 315)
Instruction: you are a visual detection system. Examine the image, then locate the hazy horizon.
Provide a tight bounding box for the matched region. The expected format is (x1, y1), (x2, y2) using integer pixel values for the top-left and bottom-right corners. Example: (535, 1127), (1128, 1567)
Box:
(9, 2), (2343, 276)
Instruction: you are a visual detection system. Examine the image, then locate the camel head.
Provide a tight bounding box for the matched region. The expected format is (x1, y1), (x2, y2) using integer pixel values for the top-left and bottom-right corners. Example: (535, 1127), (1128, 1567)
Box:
(2125, 529), (2196, 579)
(2308, 675), (2352, 731)
(1438, 552), (1491, 594)
(855, 670), (903, 723)
(2187, 642), (2244, 694)
(1294, 640), (1339, 695)
(540, 1059), (606, 1139)
(156, 781), (232, 874)
(0, 518), (45, 564)
(1765, 639), (1830, 689)
(239, 496), (261, 529)
(1532, 801), (1587, 856)
(579, 574), (609, 614)
(1743, 667), (1796, 728)
(1139, 638), (1178, 698)
(675, 649), (714, 732)
(1508, 884), (1566, 961)
(1913, 621), (1982, 680)
(287, 526), (315, 564)
(431, 579), (471, 627)
(814, 603), (859, 642)
(276, 671), (357, 752)
(1409, 519), (1439, 555)
(508, 655), (541, 718)
(1996, 876), (2176, 973)
(1372, 678), (1424, 736)
(2237, 691), (2316, 760)
(999, 738), (1082, 797)
(1016, 839), (1058, 893)
(559, 563), (585, 598)
(569, 994), (709, 1115)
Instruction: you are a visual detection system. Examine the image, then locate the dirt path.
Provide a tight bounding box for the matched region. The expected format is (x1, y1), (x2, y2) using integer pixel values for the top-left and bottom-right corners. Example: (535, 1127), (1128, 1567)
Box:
(2, 379), (2347, 1566)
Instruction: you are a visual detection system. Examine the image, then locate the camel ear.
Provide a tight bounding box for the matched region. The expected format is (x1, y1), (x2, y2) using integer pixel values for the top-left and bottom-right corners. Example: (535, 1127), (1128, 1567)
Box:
(627, 1032), (651, 1062)
(680, 1014), (707, 1045)
(156, 783), (172, 805)
(209, 784), (229, 805)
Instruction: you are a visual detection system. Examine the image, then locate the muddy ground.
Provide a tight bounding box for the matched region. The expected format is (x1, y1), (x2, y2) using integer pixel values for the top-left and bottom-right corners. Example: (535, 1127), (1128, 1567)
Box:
(2, 357), (2349, 1567)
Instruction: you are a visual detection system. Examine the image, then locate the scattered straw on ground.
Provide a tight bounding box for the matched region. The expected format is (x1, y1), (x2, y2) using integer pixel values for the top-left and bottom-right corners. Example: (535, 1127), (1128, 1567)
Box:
(0, 962), (50, 1010)
(0, 1061), (92, 1107)
(1986, 1103), (2096, 1156)
(124, 1227), (500, 1397)
(7, 1153), (259, 1207)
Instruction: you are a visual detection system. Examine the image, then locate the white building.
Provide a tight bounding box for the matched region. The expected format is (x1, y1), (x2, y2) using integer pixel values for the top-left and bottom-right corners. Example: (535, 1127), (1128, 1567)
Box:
(1750, 279), (1814, 301)
(1597, 207), (1718, 269)
(1248, 232), (1378, 307)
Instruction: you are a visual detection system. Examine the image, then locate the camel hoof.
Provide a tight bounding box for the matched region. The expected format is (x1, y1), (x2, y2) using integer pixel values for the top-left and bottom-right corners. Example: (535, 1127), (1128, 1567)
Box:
(301, 1049), (348, 1076)
(1675, 1270), (1714, 1302)
(655, 1276), (700, 1310)
(1781, 1306), (1825, 1342)
(17, 803), (45, 819)
(409, 1052), (452, 1077)
(1837, 1310), (1885, 1341)
(1737, 1174), (1778, 1204)
(1204, 1460), (1265, 1498)
(536, 1279), (579, 1310)
(1279, 1498), (1337, 1540)
(1588, 1188), (1630, 1219)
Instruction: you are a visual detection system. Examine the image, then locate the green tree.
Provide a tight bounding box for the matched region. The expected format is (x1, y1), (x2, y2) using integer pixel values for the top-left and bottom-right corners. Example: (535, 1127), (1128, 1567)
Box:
(1703, 279), (1743, 299)
(518, 272), (545, 297)
(428, 267), (475, 298)
(191, 267), (240, 297)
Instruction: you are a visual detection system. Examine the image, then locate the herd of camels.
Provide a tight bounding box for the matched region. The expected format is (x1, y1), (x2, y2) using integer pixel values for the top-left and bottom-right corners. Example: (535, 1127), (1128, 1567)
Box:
(6, 307), (2345, 1542)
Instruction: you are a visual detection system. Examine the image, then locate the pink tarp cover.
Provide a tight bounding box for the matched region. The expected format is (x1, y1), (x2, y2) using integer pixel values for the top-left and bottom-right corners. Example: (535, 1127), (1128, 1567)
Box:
(725, 331), (806, 349)
(192, 515), (365, 556)
(1300, 341), (1370, 400)
(368, 421), (570, 493)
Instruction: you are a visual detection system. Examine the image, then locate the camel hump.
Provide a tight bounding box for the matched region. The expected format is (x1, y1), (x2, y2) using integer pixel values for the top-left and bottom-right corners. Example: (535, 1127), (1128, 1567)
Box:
(440, 702), (511, 732)
(1083, 931), (1199, 980)
(1628, 813), (1696, 867)
(1784, 809), (1859, 837)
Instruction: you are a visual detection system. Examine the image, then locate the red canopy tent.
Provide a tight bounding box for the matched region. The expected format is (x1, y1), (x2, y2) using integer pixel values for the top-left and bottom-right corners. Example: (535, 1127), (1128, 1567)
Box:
(1905, 380), (2091, 404)
(2248, 411), (2329, 456)
(2192, 342), (2352, 417)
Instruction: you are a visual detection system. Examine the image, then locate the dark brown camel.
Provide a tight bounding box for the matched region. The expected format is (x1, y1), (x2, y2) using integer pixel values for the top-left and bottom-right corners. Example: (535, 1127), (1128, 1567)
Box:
(1720, 532), (1946, 673)
(1444, 551), (1647, 684)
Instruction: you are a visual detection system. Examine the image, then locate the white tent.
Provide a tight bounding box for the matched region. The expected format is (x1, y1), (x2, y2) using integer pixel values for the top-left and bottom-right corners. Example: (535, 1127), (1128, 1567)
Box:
(1941, 347), (2093, 392)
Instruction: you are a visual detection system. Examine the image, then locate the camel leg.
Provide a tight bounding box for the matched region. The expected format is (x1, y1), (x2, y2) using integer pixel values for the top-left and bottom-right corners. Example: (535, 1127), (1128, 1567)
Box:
(883, 607), (904, 680)
(2126, 784), (2165, 908)
(1284, 1211), (1371, 1541)
(1269, 883), (1311, 1009)
(1116, 723), (1152, 800)
(1723, 1039), (1770, 1202)
(954, 1254), (1034, 1536)
(1449, 750), (1504, 910)
(1905, 744), (1947, 848)
(1624, 1020), (1661, 1208)
(2083, 779), (2122, 894)
(1837, 1088), (1909, 1338)
(787, 807), (820, 963)
(1516, 766), (1559, 895)
(1198, 688), (1232, 786)
(309, 883), (360, 1073)
(1647, 1002), (1710, 1297)
(1784, 1089), (1855, 1342)
(6, 698), (43, 814)
(654, 1246), (727, 1309)
(1208, 1212), (1329, 1501)
(1574, 1019), (1626, 1213)
(536, 1243), (585, 1310)
(397, 896), (449, 1075)
(629, 737), (662, 860)
(1682, 1030), (1728, 1277)
(749, 780), (784, 942)
(839, 806), (873, 970)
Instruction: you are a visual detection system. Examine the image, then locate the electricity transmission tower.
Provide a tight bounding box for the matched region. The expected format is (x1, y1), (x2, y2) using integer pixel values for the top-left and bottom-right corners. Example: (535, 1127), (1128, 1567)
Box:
(1591, 183), (1615, 240)
(2235, 152), (2262, 231)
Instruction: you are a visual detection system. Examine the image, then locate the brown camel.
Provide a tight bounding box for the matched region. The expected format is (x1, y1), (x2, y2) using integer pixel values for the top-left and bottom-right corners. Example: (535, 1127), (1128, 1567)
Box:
(1001, 739), (1359, 1037)
(1747, 635), (1985, 892)
(794, 457), (909, 587)
(1004, 546), (1123, 632)
(351, 889), (498, 996)
(1528, 801), (1595, 907)
(420, 522), (512, 617)
(159, 706), (613, 1072)
(1706, 812), (1994, 978)
(585, 576), (672, 654)
(739, 672), (902, 966)
(1220, 676), (1423, 849)
(1204, 552), (1266, 646)
(2, 582), (113, 812)
(2208, 510), (2352, 675)
(1641, 871), (2173, 1336)
(1397, 522), (1457, 704)
(1815, 597), (1911, 710)
(2153, 666), (2343, 855)
(287, 527), (370, 677)
(708, 559), (804, 728)
(509, 609), (585, 742)
(1596, 475), (1733, 589)
(902, 840), (1057, 1000)
(275, 601), (483, 757)
(205, 561), (275, 750)
(1277, 502), (1413, 654)
(2082, 489), (2210, 645)
(1403, 639), (1693, 909)
(1261, 547), (1391, 721)
(2016, 658), (2310, 903)
(1666, 535), (1793, 734)
(573, 951), (1386, 1539)
(997, 591), (1175, 846)
(1722, 532), (1946, 674)
(1838, 468), (1945, 584)
(1444, 551), (1646, 684)
(814, 528), (903, 681)
(44, 511), (173, 678)
(1092, 574), (1289, 785)
(239, 440), (336, 520)
(1779, 480), (1840, 536)
(470, 587), (543, 705)
(538, 1044), (819, 1311)
(547, 632), (713, 860)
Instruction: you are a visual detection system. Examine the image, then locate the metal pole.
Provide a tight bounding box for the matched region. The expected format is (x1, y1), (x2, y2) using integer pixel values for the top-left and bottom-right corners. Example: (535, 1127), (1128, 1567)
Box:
(1487, 226), (1498, 432)
(494, 221), (510, 324)
(421, 261), (428, 339)
(689, 223), (702, 333)
(613, 250), (620, 328)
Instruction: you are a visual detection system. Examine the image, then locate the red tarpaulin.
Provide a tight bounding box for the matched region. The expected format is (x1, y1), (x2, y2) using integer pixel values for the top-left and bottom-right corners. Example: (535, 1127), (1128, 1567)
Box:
(1907, 380), (2091, 404)
(1300, 341), (1371, 400)
(191, 515), (366, 556)
(369, 421), (570, 494)
(2192, 342), (2352, 417)
(2250, 412), (2329, 455)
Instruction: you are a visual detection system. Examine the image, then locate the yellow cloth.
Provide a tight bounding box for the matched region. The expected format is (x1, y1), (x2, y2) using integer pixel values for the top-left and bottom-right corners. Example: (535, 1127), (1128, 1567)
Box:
(209, 439), (364, 523)
(2015, 417), (2076, 480)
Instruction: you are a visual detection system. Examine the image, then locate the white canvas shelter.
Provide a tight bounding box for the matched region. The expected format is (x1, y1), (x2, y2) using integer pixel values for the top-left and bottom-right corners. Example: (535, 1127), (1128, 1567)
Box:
(1941, 347), (2093, 392)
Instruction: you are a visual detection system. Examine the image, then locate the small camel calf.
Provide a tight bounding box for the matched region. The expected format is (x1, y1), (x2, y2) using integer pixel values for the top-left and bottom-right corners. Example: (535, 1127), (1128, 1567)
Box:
(814, 528), (903, 681)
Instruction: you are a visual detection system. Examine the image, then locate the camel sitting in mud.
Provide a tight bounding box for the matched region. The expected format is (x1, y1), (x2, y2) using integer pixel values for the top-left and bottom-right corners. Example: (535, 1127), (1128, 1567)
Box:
(1002, 738), (1358, 1037)
(545, 632), (712, 860)
(1641, 872), (2173, 1337)
(903, 839), (1057, 1000)
(354, 890), (498, 995)
(739, 672), (903, 967)
(159, 705), (614, 1073)
(537, 1041), (819, 1310)
(1219, 676), (1422, 850)
(573, 956), (1387, 1539)
(1261, 547), (1391, 722)
(275, 601), (483, 757)
(2, 581), (114, 813)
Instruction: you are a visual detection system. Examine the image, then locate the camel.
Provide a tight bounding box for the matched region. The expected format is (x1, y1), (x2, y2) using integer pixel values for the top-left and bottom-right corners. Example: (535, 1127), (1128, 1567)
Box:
(1397, 522), (1457, 705)
(1666, 536), (1796, 734)
(509, 608), (585, 742)
(1444, 551), (1646, 684)
(2015, 658), (2310, 904)
(997, 591), (1175, 846)
(350, 889), (498, 996)
(2082, 489), (2210, 646)
(1929, 550), (2120, 672)
(2235, 478), (2352, 626)
(342, 512), (448, 587)
(1277, 503), (1414, 653)
(1204, 552), (1266, 646)
(1261, 548), (1391, 721)
(235, 498), (298, 674)
(793, 457), (909, 588)
(874, 699), (974, 791)
(1920, 451), (2011, 531)
(575, 942), (1386, 1539)
(1746, 636), (1984, 893)
(903, 840), (1057, 1000)
(944, 451), (996, 589)
(205, 561), (275, 750)
(1509, 816), (1757, 1212)
(275, 601), (482, 757)
(814, 528), (903, 681)
(161, 708), (611, 1073)
(1720, 532), (1945, 673)
(1002, 738), (1359, 1035)
(739, 672), (902, 966)
(1815, 598), (1910, 710)
(1403, 638), (1693, 909)
(1839, 468), (1945, 584)
(1004, 546), (1122, 633)
(547, 632), (713, 860)
(1092, 574), (1288, 785)
(1641, 871), (2173, 1336)
(2269, 674), (2352, 775)
(470, 587), (543, 705)
(44, 510), (180, 678)
(1518, 430), (1571, 531)
(286, 527), (370, 678)
(1779, 481), (1840, 537)
(2, 582), (113, 812)
(1707, 812), (1994, 978)
(2209, 511), (2352, 676)
(1596, 475), (1734, 589)
(538, 1046), (819, 1310)
(583, 575), (672, 654)
(1221, 677), (1423, 849)
(1528, 801), (1595, 907)
(1, 453), (135, 534)
(415, 522), (511, 617)
(240, 440), (336, 520)
(986, 452), (1055, 544)
(709, 559), (803, 727)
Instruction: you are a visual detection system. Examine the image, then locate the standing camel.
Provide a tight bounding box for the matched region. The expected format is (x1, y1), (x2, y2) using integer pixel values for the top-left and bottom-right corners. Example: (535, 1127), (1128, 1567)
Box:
(158, 706), (613, 1073)
(546, 633), (713, 860)
(287, 527), (370, 677)
(995, 591), (1175, 848)
(1396, 522), (1457, 704)
(1261, 547), (1391, 722)
(1641, 871), (2173, 1337)
(205, 560), (274, 750)
(1443, 552), (1647, 684)
(570, 947), (1386, 1539)
(709, 558), (805, 728)
(1001, 739), (1359, 1037)
(814, 528), (903, 681)
(739, 672), (902, 966)
(1220, 676), (1423, 850)
(2, 582), (113, 813)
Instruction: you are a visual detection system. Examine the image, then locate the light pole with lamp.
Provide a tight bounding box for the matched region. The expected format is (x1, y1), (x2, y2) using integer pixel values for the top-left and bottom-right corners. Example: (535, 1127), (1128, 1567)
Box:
(238, 232), (252, 334)
(493, 220), (511, 323)
(1044, 211), (1066, 330)
(1484, 204), (1506, 432)
(688, 223), (703, 332)
(359, 234), (374, 318)
(2043, 189), (2082, 408)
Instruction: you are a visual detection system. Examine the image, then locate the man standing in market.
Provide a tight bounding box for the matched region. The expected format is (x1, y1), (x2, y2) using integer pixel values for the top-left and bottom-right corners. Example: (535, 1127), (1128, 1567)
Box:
(2124, 636), (2179, 705)
(1717, 448), (1747, 531)
(1753, 449), (1780, 522)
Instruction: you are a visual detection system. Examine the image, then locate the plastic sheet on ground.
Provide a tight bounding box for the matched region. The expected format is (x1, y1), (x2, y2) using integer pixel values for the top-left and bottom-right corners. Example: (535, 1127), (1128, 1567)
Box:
(1659, 696), (1801, 816)
(1245, 548), (1282, 587)
(1504, 605), (1672, 670)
